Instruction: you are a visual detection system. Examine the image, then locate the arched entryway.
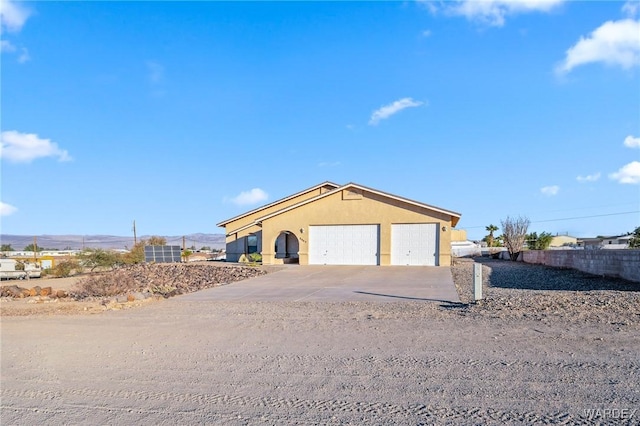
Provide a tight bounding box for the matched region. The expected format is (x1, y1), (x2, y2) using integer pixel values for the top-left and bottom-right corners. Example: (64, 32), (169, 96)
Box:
(275, 231), (299, 264)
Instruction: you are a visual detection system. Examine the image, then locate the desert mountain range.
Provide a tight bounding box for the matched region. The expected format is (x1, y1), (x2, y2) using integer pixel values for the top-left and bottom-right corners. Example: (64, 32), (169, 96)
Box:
(0, 233), (226, 251)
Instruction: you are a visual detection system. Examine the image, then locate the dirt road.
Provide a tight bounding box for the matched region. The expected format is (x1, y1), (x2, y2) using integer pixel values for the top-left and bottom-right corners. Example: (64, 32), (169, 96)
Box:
(2, 295), (638, 425)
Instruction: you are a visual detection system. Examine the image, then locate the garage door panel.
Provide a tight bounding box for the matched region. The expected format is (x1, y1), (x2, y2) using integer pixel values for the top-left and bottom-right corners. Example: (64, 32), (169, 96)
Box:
(309, 225), (379, 265)
(391, 223), (438, 266)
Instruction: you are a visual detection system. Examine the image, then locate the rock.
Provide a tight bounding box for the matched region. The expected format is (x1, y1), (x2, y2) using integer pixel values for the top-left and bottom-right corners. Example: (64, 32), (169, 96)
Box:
(40, 287), (52, 297)
(127, 294), (136, 302)
(29, 286), (42, 297)
(55, 290), (68, 298)
(1, 285), (28, 298)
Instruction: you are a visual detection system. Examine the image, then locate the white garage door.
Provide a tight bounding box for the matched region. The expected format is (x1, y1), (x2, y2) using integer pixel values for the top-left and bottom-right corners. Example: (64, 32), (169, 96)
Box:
(391, 223), (438, 266)
(309, 225), (379, 265)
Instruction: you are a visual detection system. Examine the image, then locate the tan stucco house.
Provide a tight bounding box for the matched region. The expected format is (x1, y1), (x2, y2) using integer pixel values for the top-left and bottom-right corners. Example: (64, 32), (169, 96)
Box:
(217, 182), (461, 266)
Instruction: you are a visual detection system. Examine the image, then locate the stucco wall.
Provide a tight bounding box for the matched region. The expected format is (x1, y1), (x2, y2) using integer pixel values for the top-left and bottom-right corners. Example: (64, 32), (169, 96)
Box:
(222, 184), (335, 236)
(523, 250), (640, 283)
(260, 189), (453, 266)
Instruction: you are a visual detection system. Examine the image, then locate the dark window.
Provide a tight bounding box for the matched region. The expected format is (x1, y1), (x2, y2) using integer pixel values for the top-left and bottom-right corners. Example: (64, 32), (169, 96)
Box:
(247, 235), (258, 254)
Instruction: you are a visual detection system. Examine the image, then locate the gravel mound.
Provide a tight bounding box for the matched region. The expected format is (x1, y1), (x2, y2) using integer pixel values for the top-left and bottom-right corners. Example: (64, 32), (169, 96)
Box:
(73, 263), (267, 299)
(451, 257), (640, 325)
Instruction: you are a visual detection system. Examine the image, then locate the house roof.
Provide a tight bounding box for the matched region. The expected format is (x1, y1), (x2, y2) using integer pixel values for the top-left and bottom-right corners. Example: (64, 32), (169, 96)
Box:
(216, 181), (340, 227)
(222, 182), (461, 236)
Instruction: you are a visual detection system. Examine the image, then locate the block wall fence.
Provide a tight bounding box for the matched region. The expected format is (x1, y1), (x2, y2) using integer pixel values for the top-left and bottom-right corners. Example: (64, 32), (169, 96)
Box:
(522, 250), (640, 283)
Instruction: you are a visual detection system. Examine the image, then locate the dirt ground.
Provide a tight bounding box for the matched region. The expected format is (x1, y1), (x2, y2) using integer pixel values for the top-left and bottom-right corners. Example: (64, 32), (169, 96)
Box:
(1, 262), (639, 425)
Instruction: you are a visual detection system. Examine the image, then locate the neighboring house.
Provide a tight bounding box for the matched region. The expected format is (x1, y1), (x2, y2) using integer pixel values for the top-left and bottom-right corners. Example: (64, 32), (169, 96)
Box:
(578, 235), (631, 250)
(549, 235), (578, 248)
(217, 182), (461, 266)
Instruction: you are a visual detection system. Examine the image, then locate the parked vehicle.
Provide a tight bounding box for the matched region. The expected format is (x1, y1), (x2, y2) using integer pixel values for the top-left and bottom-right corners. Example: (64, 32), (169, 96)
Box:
(0, 259), (42, 280)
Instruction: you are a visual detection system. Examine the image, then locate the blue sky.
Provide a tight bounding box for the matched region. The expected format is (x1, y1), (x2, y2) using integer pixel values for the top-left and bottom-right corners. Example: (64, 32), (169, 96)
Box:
(1, 0), (639, 241)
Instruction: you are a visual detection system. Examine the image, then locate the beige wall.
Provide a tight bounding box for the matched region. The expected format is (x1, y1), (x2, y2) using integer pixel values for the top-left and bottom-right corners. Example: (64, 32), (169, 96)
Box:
(451, 229), (467, 242)
(223, 184), (335, 237)
(223, 185), (335, 262)
(258, 189), (454, 266)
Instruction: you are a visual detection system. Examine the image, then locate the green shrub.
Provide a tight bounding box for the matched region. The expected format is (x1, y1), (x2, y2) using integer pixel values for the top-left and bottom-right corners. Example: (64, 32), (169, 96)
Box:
(51, 260), (82, 278)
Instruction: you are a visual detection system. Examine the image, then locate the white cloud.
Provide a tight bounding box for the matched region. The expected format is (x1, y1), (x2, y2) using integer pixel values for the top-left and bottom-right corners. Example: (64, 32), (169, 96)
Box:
(0, 0), (31, 33)
(556, 19), (640, 74)
(422, 29), (432, 37)
(442, 0), (564, 27)
(17, 46), (29, 63)
(1, 39), (15, 52)
(622, 1), (639, 18)
(576, 172), (601, 183)
(0, 130), (72, 163)
(369, 97), (425, 126)
(609, 161), (640, 184)
(0, 201), (17, 217)
(624, 135), (640, 148)
(229, 188), (268, 206)
(540, 185), (560, 196)
(318, 161), (341, 167)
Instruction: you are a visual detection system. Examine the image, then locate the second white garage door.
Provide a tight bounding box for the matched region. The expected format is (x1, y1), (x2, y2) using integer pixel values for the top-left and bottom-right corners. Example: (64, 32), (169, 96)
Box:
(309, 225), (379, 265)
(391, 223), (438, 266)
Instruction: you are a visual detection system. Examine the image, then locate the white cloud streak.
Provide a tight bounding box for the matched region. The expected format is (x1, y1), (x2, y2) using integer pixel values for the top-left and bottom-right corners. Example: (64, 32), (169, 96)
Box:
(557, 19), (640, 74)
(0, 0), (31, 33)
(229, 188), (269, 206)
(1, 39), (15, 52)
(318, 161), (341, 167)
(0, 130), (72, 163)
(540, 185), (560, 196)
(609, 161), (640, 184)
(441, 0), (565, 27)
(576, 172), (601, 183)
(622, 1), (639, 18)
(369, 98), (424, 126)
(0, 201), (18, 217)
(624, 135), (640, 148)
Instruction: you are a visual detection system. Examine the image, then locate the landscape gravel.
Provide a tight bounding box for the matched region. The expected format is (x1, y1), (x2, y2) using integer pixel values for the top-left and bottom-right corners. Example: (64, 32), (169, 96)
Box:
(451, 258), (640, 325)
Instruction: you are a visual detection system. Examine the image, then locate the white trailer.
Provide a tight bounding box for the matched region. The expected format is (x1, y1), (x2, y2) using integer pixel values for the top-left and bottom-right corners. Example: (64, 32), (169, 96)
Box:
(0, 259), (42, 280)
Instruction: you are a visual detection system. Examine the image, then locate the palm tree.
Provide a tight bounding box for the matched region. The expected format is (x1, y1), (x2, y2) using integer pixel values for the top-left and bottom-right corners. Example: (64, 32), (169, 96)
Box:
(485, 224), (499, 247)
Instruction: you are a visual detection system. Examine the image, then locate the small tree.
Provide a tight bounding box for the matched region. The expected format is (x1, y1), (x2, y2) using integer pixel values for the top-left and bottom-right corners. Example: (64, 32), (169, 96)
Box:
(526, 231), (554, 250)
(1, 244), (13, 251)
(629, 226), (640, 248)
(78, 248), (122, 272)
(182, 249), (193, 262)
(501, 215), (530, 261)
(23, 243), (42, 252)
(123, 241), (145, 264)
(484, 224), (499, 247)
(147, 236), (167, 246)
(50, 260), (82, 278)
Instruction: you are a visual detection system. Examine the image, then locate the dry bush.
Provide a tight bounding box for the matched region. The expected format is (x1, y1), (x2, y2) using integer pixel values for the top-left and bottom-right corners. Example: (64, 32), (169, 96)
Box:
(50, 260), (83, 278)
(74, 268), (144, 298)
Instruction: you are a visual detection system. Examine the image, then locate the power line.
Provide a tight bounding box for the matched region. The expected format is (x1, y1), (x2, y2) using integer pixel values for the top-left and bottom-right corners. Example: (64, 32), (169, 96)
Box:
(463, 210), (640, 229)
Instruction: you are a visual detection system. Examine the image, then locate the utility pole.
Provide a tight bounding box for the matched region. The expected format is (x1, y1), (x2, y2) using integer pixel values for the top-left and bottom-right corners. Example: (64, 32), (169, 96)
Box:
(33, 236), (37, 262)
(133, 220), (137, 246)
(182, 236), (186, 262)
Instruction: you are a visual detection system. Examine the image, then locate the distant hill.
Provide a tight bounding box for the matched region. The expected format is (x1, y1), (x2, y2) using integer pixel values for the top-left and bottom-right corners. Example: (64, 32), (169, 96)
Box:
(0, 233), (226, 251)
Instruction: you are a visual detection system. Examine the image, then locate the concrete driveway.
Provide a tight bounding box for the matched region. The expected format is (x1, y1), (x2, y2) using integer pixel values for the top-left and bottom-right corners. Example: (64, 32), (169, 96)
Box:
(178, 265), (461, 303)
